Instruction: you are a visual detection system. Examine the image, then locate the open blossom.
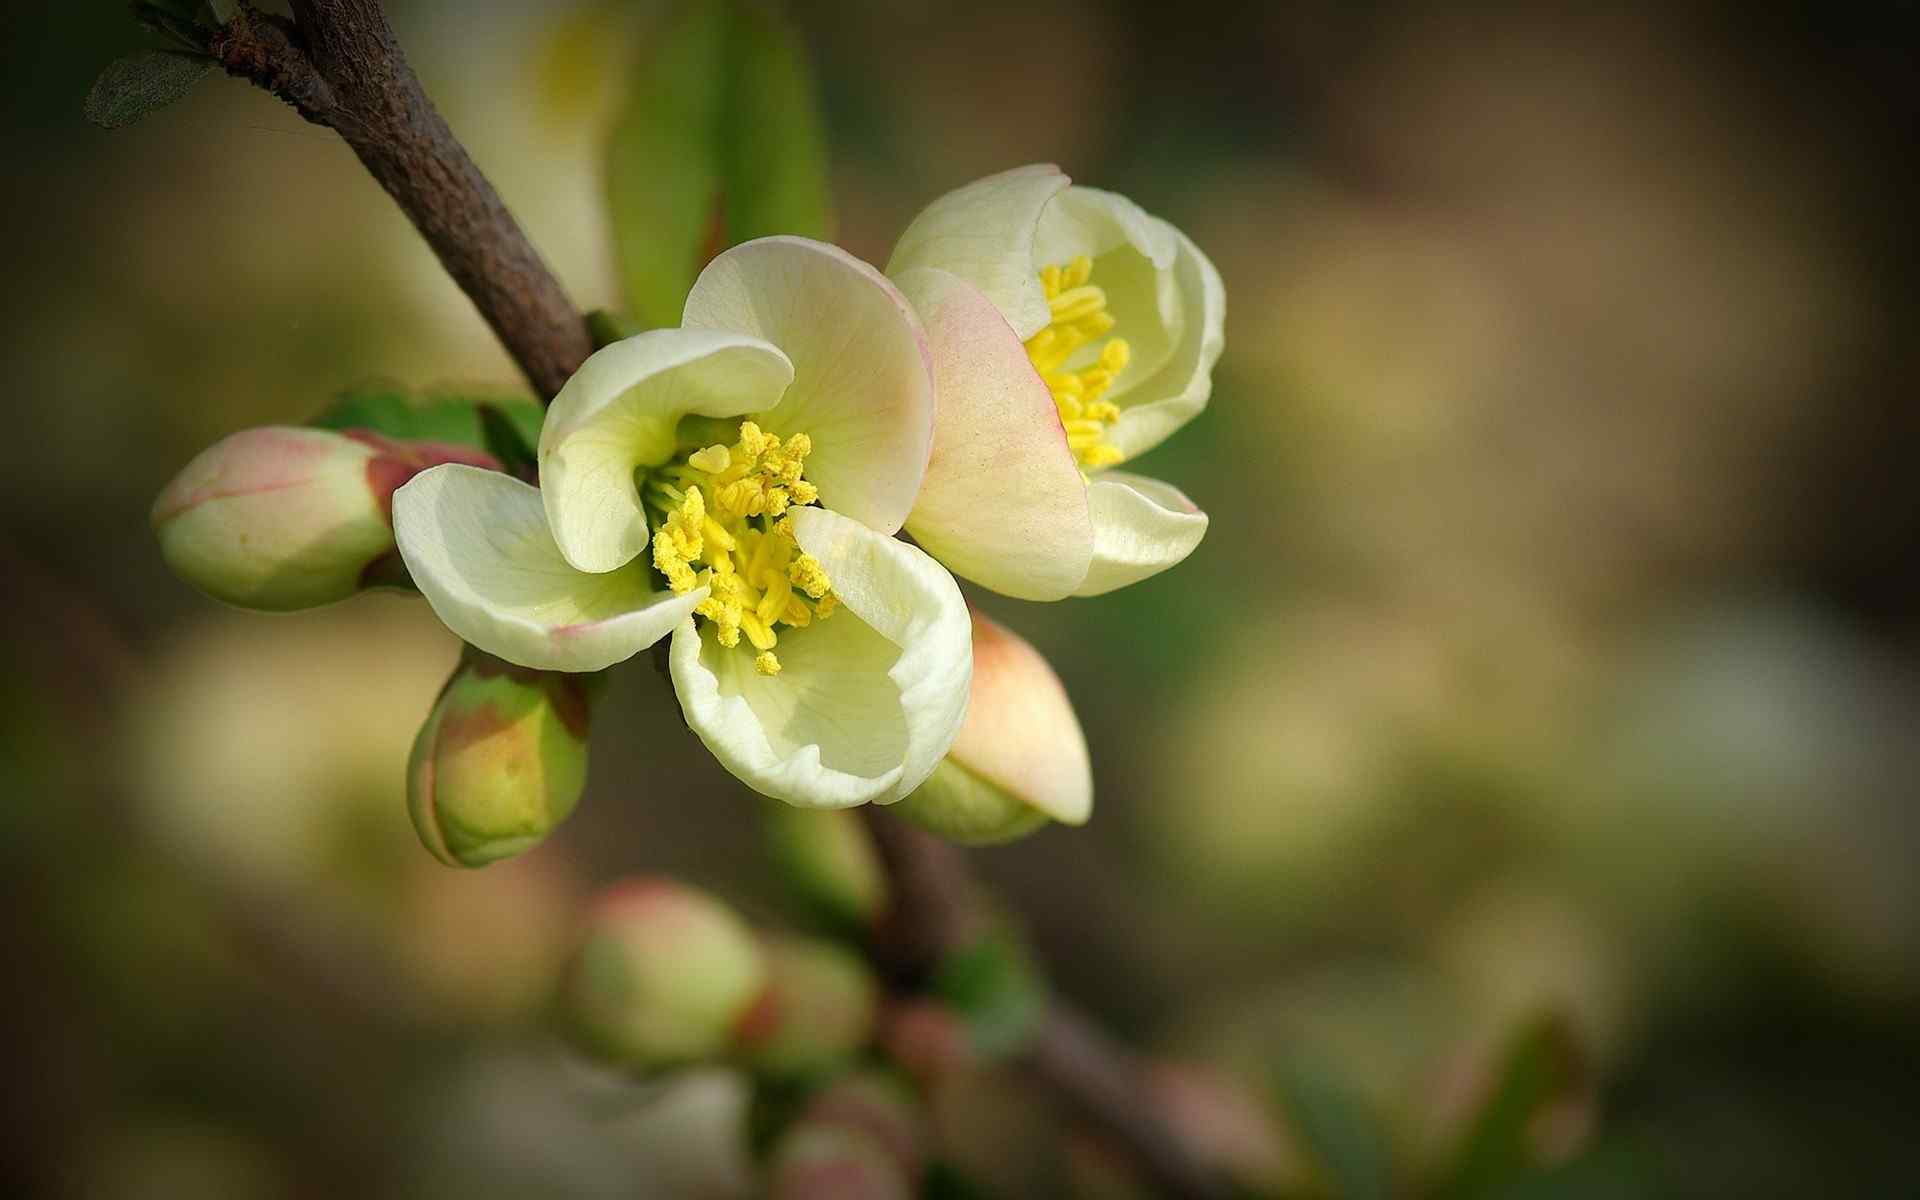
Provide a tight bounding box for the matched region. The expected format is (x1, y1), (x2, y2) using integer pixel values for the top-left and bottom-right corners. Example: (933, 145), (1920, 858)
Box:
(887, 164), (1223, 601)
(393, 237), (971, 809)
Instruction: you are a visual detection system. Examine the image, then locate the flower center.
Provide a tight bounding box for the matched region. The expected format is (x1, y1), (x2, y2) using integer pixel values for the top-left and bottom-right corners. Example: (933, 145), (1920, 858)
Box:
(641, 420), (837, 677)
(1025, 255), (1129, 472)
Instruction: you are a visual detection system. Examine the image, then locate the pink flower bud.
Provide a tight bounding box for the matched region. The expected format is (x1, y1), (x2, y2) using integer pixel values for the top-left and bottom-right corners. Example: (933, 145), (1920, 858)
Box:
(732, 935), (879, 1079)
(407, 652), (592, 868)
(557, 879), (766, 1071)
(152, 426), (493, 611)
(766, 1124), (912, 1200)
(895, 610), (1092, 844)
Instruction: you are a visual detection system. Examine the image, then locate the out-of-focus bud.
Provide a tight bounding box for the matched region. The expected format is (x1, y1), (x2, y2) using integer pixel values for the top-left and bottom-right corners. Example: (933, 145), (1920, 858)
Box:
(557, 879), (767, 1071)
(1145, 1062), (1316, 1197)
(408, 649), (594, 868)
(879, 999), (973, 1086)
(799, 1072), (928, 1187)
(763, 804), (887, 932)
(152, 426), (494, 611)
(895, 610), (1092, 845)
(733, 935), (879, 1079)
(766, 1124), (912, 1200)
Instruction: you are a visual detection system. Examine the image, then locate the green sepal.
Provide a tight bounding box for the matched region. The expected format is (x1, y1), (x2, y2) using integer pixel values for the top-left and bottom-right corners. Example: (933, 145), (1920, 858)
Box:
(308, 383), (544, 457)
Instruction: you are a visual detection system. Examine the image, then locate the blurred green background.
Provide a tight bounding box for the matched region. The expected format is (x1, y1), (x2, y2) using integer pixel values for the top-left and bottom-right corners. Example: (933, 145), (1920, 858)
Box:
(4, 1), (1917, 1196)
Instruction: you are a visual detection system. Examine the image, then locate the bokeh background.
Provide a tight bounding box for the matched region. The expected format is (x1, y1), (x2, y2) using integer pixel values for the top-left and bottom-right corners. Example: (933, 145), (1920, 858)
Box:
(4, 1), (1917, 1196)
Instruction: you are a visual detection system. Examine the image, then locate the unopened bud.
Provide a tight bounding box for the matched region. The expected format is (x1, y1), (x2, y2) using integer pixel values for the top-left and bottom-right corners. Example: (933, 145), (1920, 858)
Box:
(733, 935), (879, 1079)
(408, 650), (592, 868)
(766, 1124), (912, 1200)
(152, 426), (492, 611)
(558, 879), (766, 1070)
(799, 1072), (927, 1186)
(763, 805), (887, 932)
(896, 610), (1091, 844)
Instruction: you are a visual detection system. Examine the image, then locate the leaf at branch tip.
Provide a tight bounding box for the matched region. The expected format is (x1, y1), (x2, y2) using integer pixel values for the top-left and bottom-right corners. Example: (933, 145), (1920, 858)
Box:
(85, 50), (214, 129)
(607, 0), (832, 327)
(932, 929), (1046, 1061)
(478, 404), (540, 483)
(309, 384), (545, 457)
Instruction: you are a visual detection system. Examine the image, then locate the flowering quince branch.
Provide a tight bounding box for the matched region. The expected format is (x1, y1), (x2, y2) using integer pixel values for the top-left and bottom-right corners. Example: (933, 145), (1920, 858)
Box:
(151, 1), (1229, 1194)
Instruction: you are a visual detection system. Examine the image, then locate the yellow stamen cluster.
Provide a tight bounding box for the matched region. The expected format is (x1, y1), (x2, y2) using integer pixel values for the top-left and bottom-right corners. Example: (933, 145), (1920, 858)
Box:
(1026, 255), (1129, 472)
(645, 421), (835, 676)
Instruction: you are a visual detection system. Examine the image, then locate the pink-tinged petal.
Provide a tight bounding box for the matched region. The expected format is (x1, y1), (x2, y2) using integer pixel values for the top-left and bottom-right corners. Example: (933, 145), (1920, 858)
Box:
(1074, 471), (1209, 597)
(152, 426), (393, 612)
(885, 164), (1069, 341)
(394, 464), (704, 672)
(896, 267), (1093, 601)
(947, 609), (1092, 827)
(683, 237), (935, 536)
(539, 328), (793, 574)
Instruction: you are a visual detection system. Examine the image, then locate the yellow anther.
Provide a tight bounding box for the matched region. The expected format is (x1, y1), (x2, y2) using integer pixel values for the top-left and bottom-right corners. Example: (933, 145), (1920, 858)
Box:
(1028, 258), (1129, 470)
(641, 419), (839, 669)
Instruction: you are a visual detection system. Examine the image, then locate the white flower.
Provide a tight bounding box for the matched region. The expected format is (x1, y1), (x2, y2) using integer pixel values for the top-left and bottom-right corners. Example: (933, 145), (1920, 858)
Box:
(394, 238), (971, 809)
(886, 164), (1222, 600)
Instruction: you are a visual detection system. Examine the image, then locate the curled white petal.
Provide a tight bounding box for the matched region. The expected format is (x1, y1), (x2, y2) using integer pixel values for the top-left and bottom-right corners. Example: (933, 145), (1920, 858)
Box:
(1106, 226), (1226, 462)
(538, 328), (793, 574)
(669, 509), (971, 808)
(885, 164), (1069, 341)
(395, 464), (704, 672)
(683, 237), (935, 536)
(896, 266), (1093, 601)
(1074, 471), (1209, 597)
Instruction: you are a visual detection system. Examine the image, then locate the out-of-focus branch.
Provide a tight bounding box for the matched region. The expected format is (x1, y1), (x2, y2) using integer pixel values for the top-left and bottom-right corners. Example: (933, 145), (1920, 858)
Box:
(209, 1), (591, 399)
(861, 809), (1230, 1199)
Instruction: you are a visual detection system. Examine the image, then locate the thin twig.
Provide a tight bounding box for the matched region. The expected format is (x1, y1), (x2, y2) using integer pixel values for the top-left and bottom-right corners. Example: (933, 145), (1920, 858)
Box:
(862, 810), (1230, 1199)
(204, 3), (1223, 1192)
(211, 2), (592, 399)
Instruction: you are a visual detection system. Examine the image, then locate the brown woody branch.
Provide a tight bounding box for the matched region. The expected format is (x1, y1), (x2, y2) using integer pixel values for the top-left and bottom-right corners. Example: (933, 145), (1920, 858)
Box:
(210, 1), (592, 399)
(861, 809), (1230, 1199)
(205, 3), (1223, 1194)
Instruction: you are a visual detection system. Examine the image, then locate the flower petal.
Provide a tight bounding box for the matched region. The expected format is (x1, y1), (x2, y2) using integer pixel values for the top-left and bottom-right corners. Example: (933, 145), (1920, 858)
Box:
(669, 508), (971, 808)
(539, 328), (794, 574)
(395, 464), (705, 672)
(683, 237), (935, 535)
(949, 610), (1092, 826)
(1105, 226), (1225, 462)
(895, 267), (1093, 601)
(1034, 185), (1184, 399)
(885, 163), (1070, 340)
(1074, 471), (1209, 597)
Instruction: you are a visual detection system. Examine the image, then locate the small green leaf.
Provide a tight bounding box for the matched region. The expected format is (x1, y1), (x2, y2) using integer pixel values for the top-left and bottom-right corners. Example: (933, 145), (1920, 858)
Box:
(931, 930), (1046, 1060)
(1275, 1061), (1396, 1200)
(607, 1), (730, 327)
(1433, 1013), (1591, 1200)
(85, 50), (213, 129)
(478, 404), (539, 482)
(309, 385), (545, 456)
(204, 0), (236, 23)
(718, 3), (831, 247)
(607, 0), (832, 326)
(587, 308), (643, 349)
